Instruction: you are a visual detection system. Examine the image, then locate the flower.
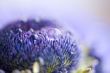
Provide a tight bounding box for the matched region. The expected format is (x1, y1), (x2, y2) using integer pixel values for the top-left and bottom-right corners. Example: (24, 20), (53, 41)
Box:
(0, 19), (80, 73)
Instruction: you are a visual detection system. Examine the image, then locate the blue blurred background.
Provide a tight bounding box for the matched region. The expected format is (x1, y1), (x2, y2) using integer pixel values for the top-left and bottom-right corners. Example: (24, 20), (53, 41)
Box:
(0, 0), (110, 73)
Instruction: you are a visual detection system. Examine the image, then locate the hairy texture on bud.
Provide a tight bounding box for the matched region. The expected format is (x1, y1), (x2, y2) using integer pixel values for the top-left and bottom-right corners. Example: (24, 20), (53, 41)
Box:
(0, 19), (80, 73)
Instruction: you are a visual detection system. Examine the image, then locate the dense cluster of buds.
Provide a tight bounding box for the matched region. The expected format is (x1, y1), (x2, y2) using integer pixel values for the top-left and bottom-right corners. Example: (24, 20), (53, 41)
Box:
(0, 19), (80, 73)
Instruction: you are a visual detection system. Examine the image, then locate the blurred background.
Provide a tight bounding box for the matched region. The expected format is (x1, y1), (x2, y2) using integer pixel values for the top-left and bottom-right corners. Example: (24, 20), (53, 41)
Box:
(0, 0), (110, 73)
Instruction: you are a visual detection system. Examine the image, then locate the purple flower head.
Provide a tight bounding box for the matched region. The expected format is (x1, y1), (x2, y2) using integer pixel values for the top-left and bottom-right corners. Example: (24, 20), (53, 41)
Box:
(0, 19), (80, 73)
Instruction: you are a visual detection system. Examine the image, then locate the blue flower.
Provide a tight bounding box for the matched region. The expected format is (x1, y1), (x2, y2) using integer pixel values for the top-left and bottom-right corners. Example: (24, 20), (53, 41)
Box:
(0, 19), (80, 73)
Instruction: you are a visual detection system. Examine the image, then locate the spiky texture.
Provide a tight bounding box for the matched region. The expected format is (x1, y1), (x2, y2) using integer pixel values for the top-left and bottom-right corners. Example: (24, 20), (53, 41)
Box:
(0, 19), (80, 73)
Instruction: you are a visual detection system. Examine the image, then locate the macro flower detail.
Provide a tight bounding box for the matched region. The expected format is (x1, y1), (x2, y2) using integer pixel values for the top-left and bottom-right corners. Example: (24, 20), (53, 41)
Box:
(0, 19), (80, 73)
